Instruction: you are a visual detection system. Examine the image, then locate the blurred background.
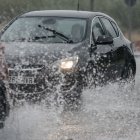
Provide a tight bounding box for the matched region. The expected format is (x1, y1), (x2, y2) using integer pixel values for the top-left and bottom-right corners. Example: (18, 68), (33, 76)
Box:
(0, 0), (140, 50)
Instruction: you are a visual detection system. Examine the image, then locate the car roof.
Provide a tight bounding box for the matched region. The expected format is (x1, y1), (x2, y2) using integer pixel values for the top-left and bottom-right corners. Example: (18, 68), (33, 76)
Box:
(21, 10), (110, 19)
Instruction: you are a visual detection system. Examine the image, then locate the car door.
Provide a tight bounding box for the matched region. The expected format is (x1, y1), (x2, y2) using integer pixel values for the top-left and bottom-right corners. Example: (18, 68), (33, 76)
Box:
(90, 17), (115, 82)
(99, 17), (126, 79)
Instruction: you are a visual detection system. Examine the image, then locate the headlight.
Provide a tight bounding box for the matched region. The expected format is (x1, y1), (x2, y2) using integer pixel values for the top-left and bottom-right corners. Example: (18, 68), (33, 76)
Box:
(60, 56), (79, 70)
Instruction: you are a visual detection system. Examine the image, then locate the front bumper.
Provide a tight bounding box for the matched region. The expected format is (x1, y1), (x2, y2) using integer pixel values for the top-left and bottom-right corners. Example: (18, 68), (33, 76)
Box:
(8, 65), (82, 99)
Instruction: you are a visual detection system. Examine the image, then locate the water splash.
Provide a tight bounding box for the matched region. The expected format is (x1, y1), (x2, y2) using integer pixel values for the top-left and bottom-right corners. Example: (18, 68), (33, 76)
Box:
(0, 81), (140, 140)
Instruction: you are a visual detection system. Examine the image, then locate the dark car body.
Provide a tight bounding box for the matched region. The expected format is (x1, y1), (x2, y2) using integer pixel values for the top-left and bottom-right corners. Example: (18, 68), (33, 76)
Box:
(0, 10), (136, 101)
(0, 44), (9, 124)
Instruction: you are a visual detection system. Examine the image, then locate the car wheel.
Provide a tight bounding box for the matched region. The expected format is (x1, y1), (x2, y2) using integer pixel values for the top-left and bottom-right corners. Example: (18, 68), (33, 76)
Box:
(0, 95), (9, 121)
(0, 81), (10, 119)
(61, 84), (82, 111)
(123, 63), (135, 81)
(121, 63), (135, 91)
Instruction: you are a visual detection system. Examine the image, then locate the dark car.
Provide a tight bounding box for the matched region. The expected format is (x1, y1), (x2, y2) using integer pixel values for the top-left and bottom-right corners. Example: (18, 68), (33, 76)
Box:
(0, 10), (136, 104)
(0, 43), (9, 126)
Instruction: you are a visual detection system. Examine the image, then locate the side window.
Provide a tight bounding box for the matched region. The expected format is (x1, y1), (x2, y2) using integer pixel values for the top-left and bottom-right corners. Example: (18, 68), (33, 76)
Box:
(100, 17), (117, 38)
(92, 18), (105, 40)
(111, 21), (119, 37)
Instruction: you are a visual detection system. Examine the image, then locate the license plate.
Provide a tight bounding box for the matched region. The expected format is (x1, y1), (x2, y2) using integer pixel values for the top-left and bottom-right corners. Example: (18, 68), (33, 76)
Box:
(9, 76), (35, 84)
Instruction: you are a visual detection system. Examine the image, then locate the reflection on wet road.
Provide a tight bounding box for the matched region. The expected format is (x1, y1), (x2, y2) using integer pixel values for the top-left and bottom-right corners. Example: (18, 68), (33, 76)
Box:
(0, 57), (140, 140)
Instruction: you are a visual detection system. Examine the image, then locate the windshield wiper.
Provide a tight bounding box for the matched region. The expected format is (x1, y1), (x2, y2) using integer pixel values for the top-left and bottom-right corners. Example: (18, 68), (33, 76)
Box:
(38, 25), (73, 43)
(32, 36), (47, 41)
(8, 38), (29, 42)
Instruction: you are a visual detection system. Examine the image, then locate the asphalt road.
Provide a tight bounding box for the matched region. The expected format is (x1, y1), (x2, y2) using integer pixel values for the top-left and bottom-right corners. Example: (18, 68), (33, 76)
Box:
(0, 57), (140, 140)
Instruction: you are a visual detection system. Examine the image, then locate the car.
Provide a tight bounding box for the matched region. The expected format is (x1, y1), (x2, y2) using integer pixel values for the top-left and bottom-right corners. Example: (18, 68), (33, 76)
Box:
(0, 43), (9, 125)
(0, 10), (136, 105)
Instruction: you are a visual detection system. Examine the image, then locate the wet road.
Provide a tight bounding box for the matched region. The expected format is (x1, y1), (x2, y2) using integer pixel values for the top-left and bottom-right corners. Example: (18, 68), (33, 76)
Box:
(0, 57), (140, 140)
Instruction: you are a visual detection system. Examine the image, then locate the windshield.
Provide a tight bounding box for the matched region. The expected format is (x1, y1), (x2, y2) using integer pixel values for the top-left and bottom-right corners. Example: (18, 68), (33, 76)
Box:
(1, 17), (87, 43)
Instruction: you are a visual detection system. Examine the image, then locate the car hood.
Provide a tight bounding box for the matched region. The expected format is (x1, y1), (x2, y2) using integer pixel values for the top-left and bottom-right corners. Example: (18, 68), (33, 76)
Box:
(4, 42), (81, 67)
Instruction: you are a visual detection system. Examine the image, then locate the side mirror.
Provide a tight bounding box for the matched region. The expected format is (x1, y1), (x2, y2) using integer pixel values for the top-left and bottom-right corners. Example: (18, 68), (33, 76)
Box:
(96, 35), (113, 45)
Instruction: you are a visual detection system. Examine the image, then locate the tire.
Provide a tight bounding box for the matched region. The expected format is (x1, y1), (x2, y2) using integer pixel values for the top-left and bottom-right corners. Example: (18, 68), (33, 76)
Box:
(0, 81), (10, 120)
(0, 94), (9, 121)
(62, 84), (82, 111)
(120, 63), (135, 91)
(122, 63), (135, 82)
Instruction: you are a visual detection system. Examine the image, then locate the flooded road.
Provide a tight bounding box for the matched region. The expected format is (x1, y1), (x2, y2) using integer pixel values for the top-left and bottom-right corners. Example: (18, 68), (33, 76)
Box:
(0, 57), (140, 140)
